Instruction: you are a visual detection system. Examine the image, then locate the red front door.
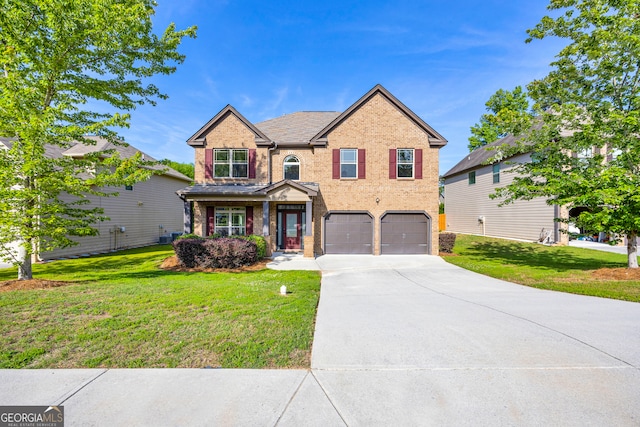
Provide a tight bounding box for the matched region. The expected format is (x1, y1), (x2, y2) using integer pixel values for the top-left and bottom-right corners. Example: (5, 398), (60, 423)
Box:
(283, 211), (302, 249)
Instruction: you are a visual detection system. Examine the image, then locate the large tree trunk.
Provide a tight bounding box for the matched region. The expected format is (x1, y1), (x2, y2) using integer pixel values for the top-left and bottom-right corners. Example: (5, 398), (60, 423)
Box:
(627, 231), (639, 269)
(16, 243), (33, 280)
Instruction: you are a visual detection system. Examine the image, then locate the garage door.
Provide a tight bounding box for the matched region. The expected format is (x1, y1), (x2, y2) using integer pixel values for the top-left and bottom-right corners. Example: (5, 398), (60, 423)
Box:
(325, 213), (373, 254)
(380, 213), (430, 254)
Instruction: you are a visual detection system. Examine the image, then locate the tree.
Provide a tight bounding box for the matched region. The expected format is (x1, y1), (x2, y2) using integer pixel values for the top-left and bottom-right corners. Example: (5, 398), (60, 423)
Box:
(492, 0), (640, 268)
(0, 0), (197, 279)
(468, 86), (532, 151)
(160, 159), (195, 180)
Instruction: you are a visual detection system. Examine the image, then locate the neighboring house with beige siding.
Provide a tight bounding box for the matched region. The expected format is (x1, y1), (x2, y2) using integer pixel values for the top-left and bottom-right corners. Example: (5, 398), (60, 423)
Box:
(443, 134), (564, 243)
(0, 136), (191, 261)
(178, 84), (447, 256)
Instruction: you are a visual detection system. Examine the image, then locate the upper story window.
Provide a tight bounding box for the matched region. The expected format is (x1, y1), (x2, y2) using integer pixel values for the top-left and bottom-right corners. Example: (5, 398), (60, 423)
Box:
(333, 148), (365, 179)
(214, 149), (248, 178)
(340, 149), (358, 178)
(492, 163), (500, 184)
(283, 155), (300, 180)
(397, 149), (414, 178)
(468, 171), (476, 185)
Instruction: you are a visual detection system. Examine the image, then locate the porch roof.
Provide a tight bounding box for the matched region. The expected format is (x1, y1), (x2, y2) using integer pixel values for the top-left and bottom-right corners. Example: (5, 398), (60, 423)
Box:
(177, 180), (318, 202)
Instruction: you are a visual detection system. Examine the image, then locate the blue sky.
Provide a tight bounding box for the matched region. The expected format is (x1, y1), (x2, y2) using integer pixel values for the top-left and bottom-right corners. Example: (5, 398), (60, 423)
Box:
(120, 0), (565, 175)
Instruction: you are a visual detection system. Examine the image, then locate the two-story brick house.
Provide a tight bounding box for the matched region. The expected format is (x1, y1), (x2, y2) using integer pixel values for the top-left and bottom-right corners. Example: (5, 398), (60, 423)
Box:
(177, 85), (447, 256)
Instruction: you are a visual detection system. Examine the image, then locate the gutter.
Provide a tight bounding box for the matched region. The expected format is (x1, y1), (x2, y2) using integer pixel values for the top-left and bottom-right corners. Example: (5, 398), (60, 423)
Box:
(267, 141), (278, 185)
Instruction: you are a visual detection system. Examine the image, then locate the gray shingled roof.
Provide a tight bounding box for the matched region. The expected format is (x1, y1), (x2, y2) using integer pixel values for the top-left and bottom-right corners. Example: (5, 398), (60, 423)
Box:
(255, 111), (341, 145)
(0, 136), (191, 182)
(177, 181), (319, 198)
(442, 133), (519, 178)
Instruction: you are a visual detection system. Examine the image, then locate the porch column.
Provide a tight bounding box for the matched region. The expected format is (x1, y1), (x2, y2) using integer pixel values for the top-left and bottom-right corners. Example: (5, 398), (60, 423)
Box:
(183, 201), (192, 234)
(262, 201), (270, 235)
(305, 200), (312, 236)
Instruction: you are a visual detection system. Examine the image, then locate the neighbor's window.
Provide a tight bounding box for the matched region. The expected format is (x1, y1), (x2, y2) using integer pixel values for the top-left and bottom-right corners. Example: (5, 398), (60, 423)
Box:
(215, 207), (246, 236)
(397, 149), (414, 178)
(468, 171), (476, 185)
(340, 149), (357, 178)
(283, 155), (300, 180)
(125, 185), (133, 191)
(576, 148), (593, 160)
(214, 149), (248, 178)
(492, 163), (500, 184)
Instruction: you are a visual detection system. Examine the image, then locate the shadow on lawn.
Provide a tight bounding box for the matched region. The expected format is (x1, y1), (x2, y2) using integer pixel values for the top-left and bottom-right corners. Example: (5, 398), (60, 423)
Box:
(463, 241), (626, 272)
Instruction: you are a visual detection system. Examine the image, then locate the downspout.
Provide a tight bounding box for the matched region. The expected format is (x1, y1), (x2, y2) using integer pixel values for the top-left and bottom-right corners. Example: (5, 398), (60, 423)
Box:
(268, 142), (278, 185)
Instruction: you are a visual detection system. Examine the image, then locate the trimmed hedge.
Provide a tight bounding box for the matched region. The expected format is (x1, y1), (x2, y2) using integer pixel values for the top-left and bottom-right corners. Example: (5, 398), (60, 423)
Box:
(439, 233), (457, 254)
(232, 235), (267, 259)
(173, 237), (258, 269)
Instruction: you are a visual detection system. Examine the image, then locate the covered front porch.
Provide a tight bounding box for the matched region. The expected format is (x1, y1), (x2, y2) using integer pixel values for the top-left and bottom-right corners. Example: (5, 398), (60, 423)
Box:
(177, 180), (318, 257)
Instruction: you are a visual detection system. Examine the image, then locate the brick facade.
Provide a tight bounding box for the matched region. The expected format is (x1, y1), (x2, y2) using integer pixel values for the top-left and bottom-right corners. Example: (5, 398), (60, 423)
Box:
(180, 85), (446, 256)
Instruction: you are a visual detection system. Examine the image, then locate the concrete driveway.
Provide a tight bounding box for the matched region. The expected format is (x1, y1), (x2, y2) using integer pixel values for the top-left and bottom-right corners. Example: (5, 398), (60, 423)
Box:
(311, 255), (640, 426)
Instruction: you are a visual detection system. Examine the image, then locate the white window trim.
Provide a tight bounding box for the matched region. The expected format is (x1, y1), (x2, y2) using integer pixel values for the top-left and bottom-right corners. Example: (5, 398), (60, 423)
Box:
(492, 163), (500, 184)
(283, 155), (300, 181)
(397, 148), (414, 179)
(214, 149), (248, 178)
(340, 148), (358, 179)
(214, 207), (246, 236)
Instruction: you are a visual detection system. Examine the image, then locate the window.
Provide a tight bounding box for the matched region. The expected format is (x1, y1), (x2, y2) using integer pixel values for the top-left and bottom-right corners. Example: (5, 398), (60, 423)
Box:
(283, 155), (300, 180)
(215, 207), (245, 236)
(124, 185), (133, 191)
(397, 149), (414, 178)
(468, 171), (476, 185)
(340, 149), (357, 178)
(214, 149), (248, 178)
(492, 163), (500, 184)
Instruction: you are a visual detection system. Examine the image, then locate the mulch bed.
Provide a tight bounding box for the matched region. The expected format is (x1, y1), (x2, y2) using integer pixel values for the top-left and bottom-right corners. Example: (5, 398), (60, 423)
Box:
(159, 256), (269, 273)
(0, 279), (72, 292)
(591, 267), (640, 281)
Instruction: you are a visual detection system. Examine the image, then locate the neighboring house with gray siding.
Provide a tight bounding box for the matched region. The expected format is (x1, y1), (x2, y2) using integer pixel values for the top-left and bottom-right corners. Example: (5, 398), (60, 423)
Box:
(442, 134), (564, 243)
(0, 136), (191, 261)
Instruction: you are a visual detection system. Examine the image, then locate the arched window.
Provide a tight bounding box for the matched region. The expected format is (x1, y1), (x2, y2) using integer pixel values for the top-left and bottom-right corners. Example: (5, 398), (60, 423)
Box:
(283, 155), (300, 180)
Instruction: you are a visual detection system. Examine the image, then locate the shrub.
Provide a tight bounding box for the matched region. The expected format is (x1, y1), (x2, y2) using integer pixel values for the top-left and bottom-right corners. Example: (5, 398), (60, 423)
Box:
(172, 238), (207, 268)
(175, 233), (202, 241)
(439, 233), (457, 254)
(173, 237), (258, 269)
(231, 234), (267, 259)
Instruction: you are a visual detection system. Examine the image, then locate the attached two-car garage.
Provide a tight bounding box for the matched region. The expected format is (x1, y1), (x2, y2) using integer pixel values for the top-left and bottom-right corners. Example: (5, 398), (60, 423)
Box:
(324, 212), (431, 255)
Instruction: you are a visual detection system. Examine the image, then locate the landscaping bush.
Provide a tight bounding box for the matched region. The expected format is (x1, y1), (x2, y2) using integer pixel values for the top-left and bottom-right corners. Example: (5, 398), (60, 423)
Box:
(439, 233), (457, 253)
(172, 238), (207, 267)
(175, 233), (202, 241)
(231, 234), (267, 259)
(173, 237), (258, 269)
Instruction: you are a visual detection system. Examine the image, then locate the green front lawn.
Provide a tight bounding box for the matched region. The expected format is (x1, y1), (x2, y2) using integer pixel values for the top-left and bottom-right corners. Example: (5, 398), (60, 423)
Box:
(0, 246), (321, 368)
(443, 234), (640, 302)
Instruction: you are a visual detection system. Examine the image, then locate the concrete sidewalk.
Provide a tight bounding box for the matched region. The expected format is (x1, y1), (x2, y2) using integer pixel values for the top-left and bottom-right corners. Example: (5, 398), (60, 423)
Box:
(1, 254), (639, 426)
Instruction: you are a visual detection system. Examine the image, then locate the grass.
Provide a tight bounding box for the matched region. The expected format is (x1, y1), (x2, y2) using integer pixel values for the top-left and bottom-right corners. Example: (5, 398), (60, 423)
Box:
(0, 245), (321, 369)
(443, 234), (640, 303)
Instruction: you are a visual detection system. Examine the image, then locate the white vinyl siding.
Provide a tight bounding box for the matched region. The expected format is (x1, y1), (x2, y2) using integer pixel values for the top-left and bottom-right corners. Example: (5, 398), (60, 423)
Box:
(444, 153), (556, 242)
(43, 174), (189, 260)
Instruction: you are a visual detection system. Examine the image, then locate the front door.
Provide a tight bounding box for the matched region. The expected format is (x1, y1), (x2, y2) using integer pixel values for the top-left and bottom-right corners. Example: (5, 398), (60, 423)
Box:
(283, 211), (302, 249)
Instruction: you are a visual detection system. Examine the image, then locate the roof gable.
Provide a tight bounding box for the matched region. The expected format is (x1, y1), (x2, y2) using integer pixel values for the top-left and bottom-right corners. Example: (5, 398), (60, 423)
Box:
(186, 105), (272, 147)
(310, 84), (448, 147)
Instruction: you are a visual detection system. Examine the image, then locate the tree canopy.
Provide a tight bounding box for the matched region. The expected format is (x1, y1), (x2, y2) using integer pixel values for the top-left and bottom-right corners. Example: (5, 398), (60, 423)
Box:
(160, 159), (195, 180)
(0, 0), (196, 279)
(493, 0), (640, 268)
(468, 86), (532, 152)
